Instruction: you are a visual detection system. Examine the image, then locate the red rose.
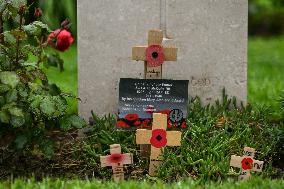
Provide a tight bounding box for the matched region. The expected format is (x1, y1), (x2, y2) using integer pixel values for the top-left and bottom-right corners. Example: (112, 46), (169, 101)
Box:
(107, 154), (125, 164)
(116, 120), (130, 128)
(241, 158), (253, 170)
(146, 45), (165, 67)
(48, 29), (74, 52)
(125, 114), (139, 121)
(150, 129), (167, 148)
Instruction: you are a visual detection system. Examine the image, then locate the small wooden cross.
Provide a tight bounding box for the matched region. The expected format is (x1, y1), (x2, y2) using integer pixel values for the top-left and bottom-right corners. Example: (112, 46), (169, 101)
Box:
(136, 113), (182, 176)
(230, 147), (264, 181)
(100, 144), (133, 182)
(132, 29), (178, 79)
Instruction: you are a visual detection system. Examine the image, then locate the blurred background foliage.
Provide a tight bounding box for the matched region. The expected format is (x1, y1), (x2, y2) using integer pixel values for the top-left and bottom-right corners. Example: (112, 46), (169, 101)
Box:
(28, 0), (77, 36)
(249, 0), (284, 36)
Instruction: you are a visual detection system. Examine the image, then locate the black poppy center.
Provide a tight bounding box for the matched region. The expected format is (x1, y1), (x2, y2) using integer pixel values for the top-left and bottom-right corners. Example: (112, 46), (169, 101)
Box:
(245, 161), (249, 165)
(156, 135), (163, 141)
(152, 52), (159, 59)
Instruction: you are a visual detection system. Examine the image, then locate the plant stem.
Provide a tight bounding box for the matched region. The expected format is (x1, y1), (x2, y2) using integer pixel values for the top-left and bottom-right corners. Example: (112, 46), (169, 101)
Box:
(0, 12), (3, 44)
(15, 14), (24, 67)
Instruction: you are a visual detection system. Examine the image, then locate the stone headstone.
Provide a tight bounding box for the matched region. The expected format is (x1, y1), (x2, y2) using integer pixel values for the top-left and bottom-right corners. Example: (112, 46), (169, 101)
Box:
(78, 0), (247, 118)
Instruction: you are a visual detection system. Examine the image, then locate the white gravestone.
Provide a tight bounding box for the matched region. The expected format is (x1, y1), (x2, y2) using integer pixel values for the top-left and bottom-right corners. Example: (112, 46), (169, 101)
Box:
(78, 0), (247, 118)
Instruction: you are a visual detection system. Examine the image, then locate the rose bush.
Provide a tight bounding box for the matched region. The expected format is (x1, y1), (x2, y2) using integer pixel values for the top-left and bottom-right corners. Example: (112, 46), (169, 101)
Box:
(0, 1), (86, 157)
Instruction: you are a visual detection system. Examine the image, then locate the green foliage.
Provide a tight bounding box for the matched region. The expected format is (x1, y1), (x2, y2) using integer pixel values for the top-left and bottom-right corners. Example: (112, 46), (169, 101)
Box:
(71, 93), (283, 182)
(0, 0), (86, 157)
(249, 0), (284, 35)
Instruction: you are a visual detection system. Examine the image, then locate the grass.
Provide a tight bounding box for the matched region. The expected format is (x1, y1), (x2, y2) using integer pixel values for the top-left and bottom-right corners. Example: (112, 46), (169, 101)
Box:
(248, 37), (284, 110)
(1, 177), (284, 189)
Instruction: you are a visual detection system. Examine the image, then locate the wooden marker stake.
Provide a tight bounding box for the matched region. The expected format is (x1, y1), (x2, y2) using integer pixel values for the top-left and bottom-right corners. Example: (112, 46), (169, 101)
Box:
(132, 29), (178, 155)
(136, 113), (182, 176)
(230, 147), (264, 181)
(100, 144), (133, 182)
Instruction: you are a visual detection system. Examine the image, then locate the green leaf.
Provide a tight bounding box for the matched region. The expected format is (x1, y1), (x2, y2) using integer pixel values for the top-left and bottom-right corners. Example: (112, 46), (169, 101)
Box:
(0, 110), (10, 123)
(10, 115), (25, 127)
(0, 84), (10, 93)
(23, 21), (51, 36)
(3, 31), (17, 44)
(10, 29), (27, 40)
(60, 115), (86, 131)
(5, 89), (17, 103)
(0, 71), (20, 88)
(40, 140), (54, 159)
(40, 97), (56, 117)
(8, 106), (24, 117)
(47, 84), (61, 96)
(14, 134), (28, 150)
(46, 53), (64, 71)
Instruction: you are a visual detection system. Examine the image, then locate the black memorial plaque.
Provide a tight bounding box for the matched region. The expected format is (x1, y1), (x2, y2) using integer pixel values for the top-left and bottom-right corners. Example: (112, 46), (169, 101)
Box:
(117, 78), (189, 130)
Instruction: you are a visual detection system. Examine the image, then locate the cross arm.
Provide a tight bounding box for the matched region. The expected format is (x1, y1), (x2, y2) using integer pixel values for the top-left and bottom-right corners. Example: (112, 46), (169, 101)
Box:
(166, 131), (182, 146)
(164, 47), (178, 61)
(100, 155), (111, 167)
(230, 155), (242, 168)
(122, 153), (134, 165)
(132, 46), (147, 61)
(136, 129), (151, 144)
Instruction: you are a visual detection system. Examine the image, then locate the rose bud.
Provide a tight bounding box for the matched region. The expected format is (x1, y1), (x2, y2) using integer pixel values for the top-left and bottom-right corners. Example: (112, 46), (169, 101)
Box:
(61, 19), (71, 30)
(47, 29), (74, 52)
(34, 8), (42, 18)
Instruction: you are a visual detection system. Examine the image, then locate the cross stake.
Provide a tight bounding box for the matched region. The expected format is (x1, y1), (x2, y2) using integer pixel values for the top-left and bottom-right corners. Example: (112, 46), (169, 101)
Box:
(136, 113), (182, 176)
(132, 29), (178, 79)
(132, 29), (178, 156)
(230, 147), (264, 181)
(100, 144), (133, 182)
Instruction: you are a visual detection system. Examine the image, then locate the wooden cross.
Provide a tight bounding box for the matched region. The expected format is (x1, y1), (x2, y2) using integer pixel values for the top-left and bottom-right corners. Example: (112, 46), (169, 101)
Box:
(132, 29), (178, 79)
(230, 147), (264, 181)
(136, 113), (182, 176)
(100, 144), (133, 182)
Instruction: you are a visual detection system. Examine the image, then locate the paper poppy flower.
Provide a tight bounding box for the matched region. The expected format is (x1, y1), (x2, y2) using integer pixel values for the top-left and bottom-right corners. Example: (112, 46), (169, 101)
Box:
(116, 120), (130, 128)
(241, 157), (253, 170)
(167, 120), (173, 129)
(142, 119), (151, 128)
(150, 129), (167, 148)
(107, 153), (125, 164)
(181, 121), (187, 129)
(134, 120), (141, 127)
(125, 114), (139, 121)
(146, 45), (165, 67)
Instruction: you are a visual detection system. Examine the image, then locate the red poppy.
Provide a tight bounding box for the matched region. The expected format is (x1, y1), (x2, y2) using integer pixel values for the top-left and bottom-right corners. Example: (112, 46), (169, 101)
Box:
(167, 120), (173, 129)
(116, 120), (130, 128)
(159, 109), (171, 118)
(241, 157), (253, 170)
(142, 119), (151, 128)
(181, 121), (187, 129)
(125, 114), (139, 121)
(146, 45), (165, 67)
(34, 7), (42, 18)
(134, 120), (141, 127)
(48, 29), (74, 52)
(107, 153), (125, 164)
(150, 129), (167, 148)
